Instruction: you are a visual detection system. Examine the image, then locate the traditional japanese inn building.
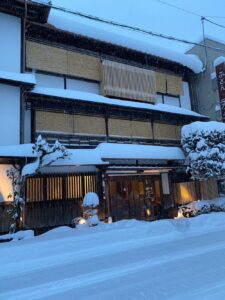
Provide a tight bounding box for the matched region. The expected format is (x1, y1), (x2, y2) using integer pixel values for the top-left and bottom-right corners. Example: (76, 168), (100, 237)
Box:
(0, 0), (216, 233)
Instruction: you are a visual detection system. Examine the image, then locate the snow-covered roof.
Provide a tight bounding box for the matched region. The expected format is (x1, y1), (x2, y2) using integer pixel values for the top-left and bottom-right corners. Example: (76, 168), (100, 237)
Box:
(31, 87), (205, 118)
(182, 121), (225, 137)
(0, 71), (36, 85)
(0, 142), (185, 163)
(214, 56), (225, 68)
(97, 143), (185, 161)
(47, 10), (203, 74)
(0, 144), (36, 158)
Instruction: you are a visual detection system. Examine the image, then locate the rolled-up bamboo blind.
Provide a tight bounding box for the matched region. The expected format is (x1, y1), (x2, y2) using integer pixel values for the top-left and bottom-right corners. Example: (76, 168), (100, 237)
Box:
(101, 60), (156, 103)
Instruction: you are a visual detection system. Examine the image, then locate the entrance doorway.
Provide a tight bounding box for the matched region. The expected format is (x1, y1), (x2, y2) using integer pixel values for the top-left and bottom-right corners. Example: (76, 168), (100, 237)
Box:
(108, 175), (161, 221)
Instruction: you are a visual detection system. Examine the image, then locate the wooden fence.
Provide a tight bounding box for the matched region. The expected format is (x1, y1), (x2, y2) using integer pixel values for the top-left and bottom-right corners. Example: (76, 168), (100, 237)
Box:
(173, 180), (219, 205)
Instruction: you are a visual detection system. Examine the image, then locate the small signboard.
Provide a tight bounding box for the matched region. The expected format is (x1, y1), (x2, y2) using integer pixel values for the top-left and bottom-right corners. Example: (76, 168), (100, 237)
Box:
(215, 61), (225, 122)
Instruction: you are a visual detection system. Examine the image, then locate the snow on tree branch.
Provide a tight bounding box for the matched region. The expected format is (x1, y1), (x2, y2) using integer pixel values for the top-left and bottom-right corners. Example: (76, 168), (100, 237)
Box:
(22, 135), (69, 176)
(182, 121), (225, 180)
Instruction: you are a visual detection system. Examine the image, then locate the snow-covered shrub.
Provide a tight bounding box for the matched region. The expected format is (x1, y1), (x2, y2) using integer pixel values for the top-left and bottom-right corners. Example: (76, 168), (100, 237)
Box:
(83, 192), (99, 226)
(6, 165), (25, 233)
(182, 121), (225, 180)
(179, 198), (225, 217)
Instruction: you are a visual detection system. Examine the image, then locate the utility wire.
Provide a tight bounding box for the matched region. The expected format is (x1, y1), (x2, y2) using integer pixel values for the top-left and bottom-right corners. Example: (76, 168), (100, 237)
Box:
(29, 0), (225, 54)
(204, 18), (225, 29)
(152, 0), (202, 17)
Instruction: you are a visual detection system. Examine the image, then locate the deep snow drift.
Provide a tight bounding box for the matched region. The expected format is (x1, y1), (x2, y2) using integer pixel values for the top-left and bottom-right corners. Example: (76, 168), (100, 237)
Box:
(1, 214), (225, 299)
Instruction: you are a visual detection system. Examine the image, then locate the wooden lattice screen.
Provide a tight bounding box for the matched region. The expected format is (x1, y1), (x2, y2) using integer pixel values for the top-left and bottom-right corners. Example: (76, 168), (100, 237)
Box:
(24, 173), (101, 229)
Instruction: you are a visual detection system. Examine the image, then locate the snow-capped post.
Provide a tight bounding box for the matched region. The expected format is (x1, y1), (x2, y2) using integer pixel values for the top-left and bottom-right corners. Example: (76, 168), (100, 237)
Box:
(7, 135), (69, 233)
(82, 192), (99, 226)
(181, 121), (225, 180)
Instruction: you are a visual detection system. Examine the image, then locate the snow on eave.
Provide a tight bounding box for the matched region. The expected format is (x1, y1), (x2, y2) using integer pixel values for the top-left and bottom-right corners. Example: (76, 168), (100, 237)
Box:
(0, 144), (35, 158)
(186, 34), (225, 53)
(31, 87), (207, 119)
(0, 71), (36, 86)
(47, 11), (203, 74)
(96, 143), (185, 161)
(214, 56), (225, 68)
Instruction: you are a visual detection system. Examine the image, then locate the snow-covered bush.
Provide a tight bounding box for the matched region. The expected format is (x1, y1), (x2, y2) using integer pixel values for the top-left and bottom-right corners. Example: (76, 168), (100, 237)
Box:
(182, 121), (225, 180)
(6, 165), (25, 233)
(179, 198), (225, 217)
(83, 192), (99, 226)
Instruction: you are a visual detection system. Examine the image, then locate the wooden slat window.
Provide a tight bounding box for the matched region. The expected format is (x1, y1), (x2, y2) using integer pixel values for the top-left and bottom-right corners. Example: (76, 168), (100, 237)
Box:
(101, 60), (156, 103)
(46, 177), (63, 200)
(67, 175), (83, 199)
(26, 177), (44, 202)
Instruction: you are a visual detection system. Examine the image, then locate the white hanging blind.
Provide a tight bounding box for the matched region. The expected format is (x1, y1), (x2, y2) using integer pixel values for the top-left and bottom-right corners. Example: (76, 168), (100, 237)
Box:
(101, 60), (156, 102)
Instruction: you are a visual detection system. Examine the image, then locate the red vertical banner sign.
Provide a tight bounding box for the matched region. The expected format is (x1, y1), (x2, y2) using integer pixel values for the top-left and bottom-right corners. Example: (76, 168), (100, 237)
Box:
(215, 62), (225, 122)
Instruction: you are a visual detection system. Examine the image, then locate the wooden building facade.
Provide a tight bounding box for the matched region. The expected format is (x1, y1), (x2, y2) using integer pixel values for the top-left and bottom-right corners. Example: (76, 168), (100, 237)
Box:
(0, 0), (211, 233)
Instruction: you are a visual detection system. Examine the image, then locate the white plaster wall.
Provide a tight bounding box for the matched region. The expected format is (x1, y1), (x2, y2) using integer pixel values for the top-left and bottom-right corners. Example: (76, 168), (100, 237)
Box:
(67, 78), (100, 94)
(0, 84), (20, 145)
(0, 12), (21, 72)
(180, 82), (191, 110)
(0, 164), (13, 202)
(35, 73), (64, 89)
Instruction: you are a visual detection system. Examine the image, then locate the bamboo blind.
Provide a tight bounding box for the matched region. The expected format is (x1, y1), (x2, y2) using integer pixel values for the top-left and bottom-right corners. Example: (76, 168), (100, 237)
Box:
(108, 118), (152, 138)
(155, 72), (183, 96)
(36, 111), (106, 136)
(101, 60), (157, 103)
(108, 118), (132, 137)
(131, 120), (153, 138)
(155, 72), (167, 94)
(153, 123), (181, 140)
(26, 41), (101, 81)
(74, 115), (106, 135)
(36, 111), (74, 134)
(166, 74), (183, 96)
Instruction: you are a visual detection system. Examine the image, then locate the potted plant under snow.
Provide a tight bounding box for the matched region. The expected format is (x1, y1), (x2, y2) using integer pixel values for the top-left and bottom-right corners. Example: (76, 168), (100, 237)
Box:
(83, 192), (99, 226)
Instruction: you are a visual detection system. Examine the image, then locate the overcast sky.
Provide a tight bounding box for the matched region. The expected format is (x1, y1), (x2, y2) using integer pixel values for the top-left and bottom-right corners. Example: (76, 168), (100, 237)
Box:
(52, 0), (225, 53)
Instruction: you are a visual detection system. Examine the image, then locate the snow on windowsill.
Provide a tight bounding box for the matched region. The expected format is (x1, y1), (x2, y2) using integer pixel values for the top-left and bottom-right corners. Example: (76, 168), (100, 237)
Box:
(31, 87), (206, 118)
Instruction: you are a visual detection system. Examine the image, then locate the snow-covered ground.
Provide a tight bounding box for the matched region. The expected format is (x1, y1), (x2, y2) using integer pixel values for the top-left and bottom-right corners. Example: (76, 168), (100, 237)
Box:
(1, 214), (225, 299)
